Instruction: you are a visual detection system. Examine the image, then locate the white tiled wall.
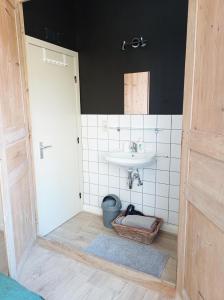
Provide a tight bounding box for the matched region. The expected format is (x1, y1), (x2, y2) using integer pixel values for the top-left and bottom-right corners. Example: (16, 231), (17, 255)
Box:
(81, 114), (182, 234)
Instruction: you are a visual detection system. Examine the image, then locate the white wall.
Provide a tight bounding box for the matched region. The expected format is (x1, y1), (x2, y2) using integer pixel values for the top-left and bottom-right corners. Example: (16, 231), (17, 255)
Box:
(81, 114), (182, 234)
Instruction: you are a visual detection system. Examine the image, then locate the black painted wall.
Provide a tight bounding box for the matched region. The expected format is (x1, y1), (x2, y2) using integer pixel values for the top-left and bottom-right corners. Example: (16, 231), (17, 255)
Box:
(23, 0), (76, 50)
(23, 0), (188, 115)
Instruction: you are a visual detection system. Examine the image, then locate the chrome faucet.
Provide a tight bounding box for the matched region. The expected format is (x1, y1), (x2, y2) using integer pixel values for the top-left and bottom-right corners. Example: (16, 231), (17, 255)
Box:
(129, 141), (138, 153)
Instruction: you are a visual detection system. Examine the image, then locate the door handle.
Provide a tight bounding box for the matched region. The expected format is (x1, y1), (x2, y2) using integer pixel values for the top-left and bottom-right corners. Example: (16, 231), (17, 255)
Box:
(39, 142), (52, 159)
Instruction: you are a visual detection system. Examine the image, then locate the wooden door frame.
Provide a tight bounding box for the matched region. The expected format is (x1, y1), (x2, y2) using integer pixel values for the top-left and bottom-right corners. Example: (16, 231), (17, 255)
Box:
(25, 36), (83, 236)
(0, 1), (37, 278)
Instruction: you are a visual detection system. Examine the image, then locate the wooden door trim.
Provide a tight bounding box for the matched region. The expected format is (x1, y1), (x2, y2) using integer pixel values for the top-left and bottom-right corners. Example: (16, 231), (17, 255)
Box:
(0, 0), (37, 278)
(177, 0), (198, 296)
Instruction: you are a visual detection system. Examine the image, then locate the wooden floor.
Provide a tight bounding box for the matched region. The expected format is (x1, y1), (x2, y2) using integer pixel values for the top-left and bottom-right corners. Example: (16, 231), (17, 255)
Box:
(0, 230), (8, 274)
(19, 245), (174, 300)
(45, 212), (177, 284)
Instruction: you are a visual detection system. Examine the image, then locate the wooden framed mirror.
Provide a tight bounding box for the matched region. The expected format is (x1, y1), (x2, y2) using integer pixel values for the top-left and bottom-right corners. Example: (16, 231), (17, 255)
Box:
(124, 71), (150, 115)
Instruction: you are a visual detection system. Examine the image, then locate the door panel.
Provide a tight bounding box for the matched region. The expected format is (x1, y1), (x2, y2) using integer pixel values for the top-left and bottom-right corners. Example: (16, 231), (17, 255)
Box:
(0, 0), (36, 277)
(26, 39), (82, 236)
(177, 0), (224, 299)
(185, 204), (224, 300)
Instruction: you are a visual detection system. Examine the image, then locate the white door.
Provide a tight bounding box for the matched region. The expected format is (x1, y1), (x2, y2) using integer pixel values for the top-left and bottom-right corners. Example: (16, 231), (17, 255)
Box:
(26, 37), (82, 236)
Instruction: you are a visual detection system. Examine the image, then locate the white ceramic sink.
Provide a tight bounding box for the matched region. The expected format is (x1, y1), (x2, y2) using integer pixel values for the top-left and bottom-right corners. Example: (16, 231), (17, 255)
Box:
(104, 151), (156, 169)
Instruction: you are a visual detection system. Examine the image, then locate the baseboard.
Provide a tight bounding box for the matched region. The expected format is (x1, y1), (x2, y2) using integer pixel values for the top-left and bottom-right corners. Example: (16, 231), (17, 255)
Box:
(83, 205), (178, 235)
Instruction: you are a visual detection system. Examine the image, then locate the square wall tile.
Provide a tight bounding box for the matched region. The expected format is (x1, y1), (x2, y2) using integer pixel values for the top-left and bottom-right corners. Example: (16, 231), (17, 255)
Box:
(82, 149), (88, 161)
(109, 187), (119, 196)
(81, 115), (88, 126)
(109, 128), (120, 140)
(99, 174), (108, 186)
(143, 206), (155, 216)
(120, 177), (129, 190)
(88, 127), (97, 139)
(143, 181), (156, 195)
(98, 139), (108, 152)
(120, 189), (131, 203)
(89, 173), (98, 185)
(143, 193), (155, 207)
(171, 144), (181, 158)
(98, 151), (107, 163)
(82, 138), (88, 149)
(99, 163), (108, 175)
(84, 183), (89, 194)
(156, 196), (168, 210)
(131, 181), (143, 193)
(108, 115), (119, 127)
(172, 115), (183, 129)
(143, 169), (156, 182)
(120, 168), (128, 178)
(88, 150), (98, 162)
(82, 161), (88, 172)
(120, 129), (131, 141)
(109, 176), (119, 188)
(120, 115), (131, 128)
(83, 193), (90, 205)
(90, 184), (98, 195)
(144, 143), (157, 154)
(121, 201), (130, 210)
(170, 158), (181, 172)
(109, 140), (120, 151)
(169, 185), (180, 199)
(98, 115), (108, 127)
(131, 129), (143, 141)
(171, 130), (182, 145)
(131, 115), (144, 128)
(157, 143), (170, 157)
(98, 126), (108, 140)
(157, 130), (171, 144)
(144, 130), (156, 143)
(87, 115), (98, 127)
(109, 164), (119, 176)
(156, 170), (169, 185)
(169, 198), (179, 212)
(156, 183), (169, 197)
(89, 195), (99, 207)
(89, 162), (98, 174)
(155, 208), (168, 222)
(99, 185), (108, 197)
(168, 211), (179, 225)
(83, 172), (89, 183)
(88, 138), (98, 150)
(82, 127), (88, 138)
(131, 191), (143, 205)
(170, 172), (180, 186)
(157, 157), (170, 171)
(144, 115), (157, 129)
(157, 115), (171, 129)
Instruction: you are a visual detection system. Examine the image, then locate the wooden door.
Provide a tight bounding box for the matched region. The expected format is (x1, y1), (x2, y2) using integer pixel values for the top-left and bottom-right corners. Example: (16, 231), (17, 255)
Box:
(177, 0), (224, 299)
(0, 0), (36, 277)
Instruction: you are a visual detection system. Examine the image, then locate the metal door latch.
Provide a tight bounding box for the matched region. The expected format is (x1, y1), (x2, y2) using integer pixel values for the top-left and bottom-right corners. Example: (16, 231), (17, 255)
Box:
(39, 142), (52, 159)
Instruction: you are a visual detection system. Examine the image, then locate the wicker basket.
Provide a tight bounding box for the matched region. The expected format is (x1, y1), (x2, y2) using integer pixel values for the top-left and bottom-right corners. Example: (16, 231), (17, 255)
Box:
(112, 213), (163, 245)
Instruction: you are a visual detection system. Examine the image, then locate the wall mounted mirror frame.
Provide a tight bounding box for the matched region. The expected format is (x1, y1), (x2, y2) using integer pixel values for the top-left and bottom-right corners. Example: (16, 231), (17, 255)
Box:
(124, 71), (150, 115)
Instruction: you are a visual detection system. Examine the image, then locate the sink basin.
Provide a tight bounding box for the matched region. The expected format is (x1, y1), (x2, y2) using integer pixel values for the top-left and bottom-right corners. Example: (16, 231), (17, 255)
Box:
(104, 152), (156, 169)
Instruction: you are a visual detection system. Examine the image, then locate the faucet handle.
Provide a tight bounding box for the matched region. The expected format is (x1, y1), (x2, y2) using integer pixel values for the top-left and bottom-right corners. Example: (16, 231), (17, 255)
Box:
(129, 141), (138, 153)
